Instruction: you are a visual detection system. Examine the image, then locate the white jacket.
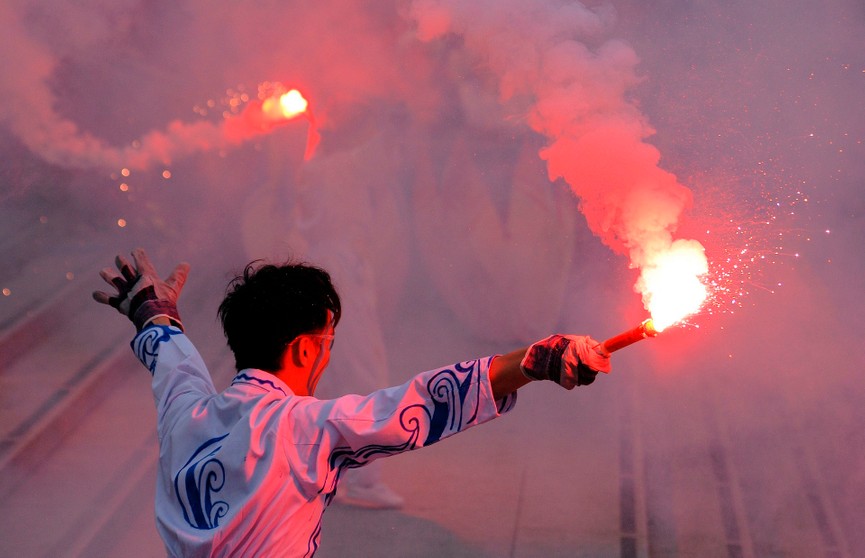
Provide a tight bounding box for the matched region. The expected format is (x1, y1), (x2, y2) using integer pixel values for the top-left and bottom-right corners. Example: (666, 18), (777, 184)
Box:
(131, 325), (517, 557)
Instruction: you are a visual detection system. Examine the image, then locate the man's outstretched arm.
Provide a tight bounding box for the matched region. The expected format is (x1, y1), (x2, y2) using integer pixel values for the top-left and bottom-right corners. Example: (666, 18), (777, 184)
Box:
(489, 349), (532, 400)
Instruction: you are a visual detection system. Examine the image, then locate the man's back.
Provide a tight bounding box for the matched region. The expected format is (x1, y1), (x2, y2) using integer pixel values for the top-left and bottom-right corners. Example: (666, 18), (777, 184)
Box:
(135, 324), (514, 557)
(136, 326), (324, 556)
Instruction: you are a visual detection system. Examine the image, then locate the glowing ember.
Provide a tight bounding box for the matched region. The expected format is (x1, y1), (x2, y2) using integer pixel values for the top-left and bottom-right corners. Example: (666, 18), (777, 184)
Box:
(280, 90), (309, 117)
(262, 89), (309, 121)
(219, 82), (319, 160)
(636, 239), (709, 331)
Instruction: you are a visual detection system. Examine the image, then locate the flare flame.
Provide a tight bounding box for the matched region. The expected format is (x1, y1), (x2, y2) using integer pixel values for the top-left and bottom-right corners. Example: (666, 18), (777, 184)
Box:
(637, 240), (709, 331)
(262, 89), (309, 121)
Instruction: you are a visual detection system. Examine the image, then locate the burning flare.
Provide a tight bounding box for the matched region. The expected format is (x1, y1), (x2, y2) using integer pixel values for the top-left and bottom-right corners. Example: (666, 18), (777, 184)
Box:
(598, 318), (658, 355)
(636, 240), (709, 331)
(595, 241), (708, 356)
(223, 83), (320, 161)
(262, 89), (309, 121)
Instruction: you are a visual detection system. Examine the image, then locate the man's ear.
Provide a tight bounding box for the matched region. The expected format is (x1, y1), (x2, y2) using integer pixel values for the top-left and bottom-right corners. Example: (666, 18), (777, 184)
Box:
(294, 336), (317, 367)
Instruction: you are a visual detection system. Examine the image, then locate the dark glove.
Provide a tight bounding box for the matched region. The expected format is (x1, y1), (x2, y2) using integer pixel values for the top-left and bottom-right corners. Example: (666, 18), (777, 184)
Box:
(93, 248), (190, 331)
(520, 334), (611, 390)
(95, 253), (138, 315)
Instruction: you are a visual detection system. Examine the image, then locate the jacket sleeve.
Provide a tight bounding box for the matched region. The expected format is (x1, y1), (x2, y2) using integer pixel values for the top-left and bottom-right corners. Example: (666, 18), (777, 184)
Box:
(131, 325), (217, 440)
(283, 356), (517, 497)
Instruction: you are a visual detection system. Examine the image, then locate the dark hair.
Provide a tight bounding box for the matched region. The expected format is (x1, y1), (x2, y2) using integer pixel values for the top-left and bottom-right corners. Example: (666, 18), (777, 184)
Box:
(218, 260), (341, 372)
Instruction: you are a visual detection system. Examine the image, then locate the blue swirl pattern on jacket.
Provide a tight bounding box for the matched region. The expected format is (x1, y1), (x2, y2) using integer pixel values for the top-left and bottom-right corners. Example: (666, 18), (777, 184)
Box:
(131, 325), (183, 374)
(326, 359), (489, 476)
(175, 434), (231, 530)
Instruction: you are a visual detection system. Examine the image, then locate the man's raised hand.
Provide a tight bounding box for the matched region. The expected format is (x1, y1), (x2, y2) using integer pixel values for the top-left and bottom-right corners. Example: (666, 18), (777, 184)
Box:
(93, 248), (190, 331)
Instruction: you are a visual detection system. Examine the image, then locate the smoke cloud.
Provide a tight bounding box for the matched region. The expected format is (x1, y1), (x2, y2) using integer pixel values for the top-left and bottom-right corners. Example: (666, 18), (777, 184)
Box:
(0, 1), (412, 170)
(407, 0), (708, 327)
(2, 0), (706, 327)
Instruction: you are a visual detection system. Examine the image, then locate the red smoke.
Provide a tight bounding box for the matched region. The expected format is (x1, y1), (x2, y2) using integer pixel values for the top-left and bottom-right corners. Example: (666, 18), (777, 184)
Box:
(3, 0), (708, 325)
(408, 0), (709, 326)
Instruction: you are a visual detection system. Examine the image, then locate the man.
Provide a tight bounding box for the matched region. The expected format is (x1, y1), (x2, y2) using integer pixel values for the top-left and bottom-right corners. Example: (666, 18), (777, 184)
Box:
(94, 248), (611, 557)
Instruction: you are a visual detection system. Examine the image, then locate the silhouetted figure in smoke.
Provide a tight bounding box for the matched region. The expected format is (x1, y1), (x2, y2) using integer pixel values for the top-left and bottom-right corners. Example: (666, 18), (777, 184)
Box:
(93, 248), (610, 556)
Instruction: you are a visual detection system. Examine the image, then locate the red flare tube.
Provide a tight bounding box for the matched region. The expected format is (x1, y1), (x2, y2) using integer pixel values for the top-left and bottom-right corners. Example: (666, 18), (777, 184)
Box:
(596, 319), (658, 355)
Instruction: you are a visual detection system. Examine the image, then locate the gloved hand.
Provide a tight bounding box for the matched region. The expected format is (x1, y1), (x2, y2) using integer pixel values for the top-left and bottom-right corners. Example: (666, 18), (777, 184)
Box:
(520, 334), (611, 390)
(93, 248), (190, 331)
